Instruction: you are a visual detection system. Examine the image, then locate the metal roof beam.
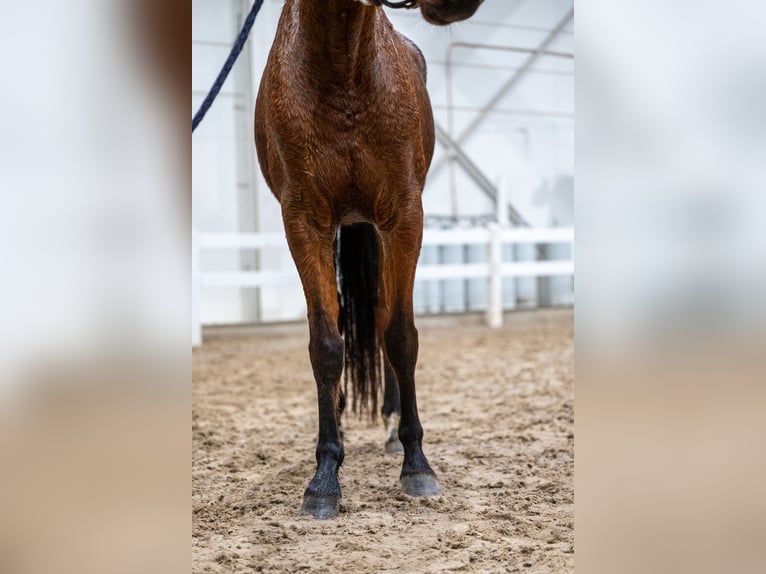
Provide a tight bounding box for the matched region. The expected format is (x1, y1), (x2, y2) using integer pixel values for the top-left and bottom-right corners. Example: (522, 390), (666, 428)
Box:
(430, 7), (574, 179)
(433, 123), (528, 226)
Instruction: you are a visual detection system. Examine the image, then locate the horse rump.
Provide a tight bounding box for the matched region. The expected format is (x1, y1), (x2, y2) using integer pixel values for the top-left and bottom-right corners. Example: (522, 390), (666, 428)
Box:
(337, 222), (381, 418)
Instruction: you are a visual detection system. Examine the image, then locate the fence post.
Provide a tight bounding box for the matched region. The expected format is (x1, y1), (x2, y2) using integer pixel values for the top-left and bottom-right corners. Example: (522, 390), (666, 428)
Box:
(486, 224), (503, 328)
(192, 229), (202, 347)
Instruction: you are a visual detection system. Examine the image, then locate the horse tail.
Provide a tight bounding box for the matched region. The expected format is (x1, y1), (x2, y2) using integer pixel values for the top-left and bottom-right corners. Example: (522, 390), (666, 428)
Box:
(337, 223), (381, 418)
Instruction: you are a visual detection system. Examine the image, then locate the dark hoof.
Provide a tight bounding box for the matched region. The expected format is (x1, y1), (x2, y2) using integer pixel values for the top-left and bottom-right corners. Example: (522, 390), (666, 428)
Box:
(299, 493), (340, 520)
(385, 438), (404, 455)
(400, 474), (442, 497)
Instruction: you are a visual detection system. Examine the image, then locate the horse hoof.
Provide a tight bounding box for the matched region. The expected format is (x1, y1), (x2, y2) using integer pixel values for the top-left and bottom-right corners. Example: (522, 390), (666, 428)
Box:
(385, 438), (404, 455)
(400, 473), (442, 497)
(299, 494), (340, 520)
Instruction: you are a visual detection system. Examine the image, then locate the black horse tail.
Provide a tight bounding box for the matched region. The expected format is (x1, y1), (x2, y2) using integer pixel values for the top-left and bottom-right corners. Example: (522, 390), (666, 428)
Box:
(337, 223), (381, 418)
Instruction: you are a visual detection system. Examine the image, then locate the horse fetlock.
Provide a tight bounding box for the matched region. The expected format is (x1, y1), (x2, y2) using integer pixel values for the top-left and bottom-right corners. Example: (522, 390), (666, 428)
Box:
(401, 455), (435, 479)
(400, 439), (436, 479)
(397, 423), (424, 447)
(315, 442), (344, 467)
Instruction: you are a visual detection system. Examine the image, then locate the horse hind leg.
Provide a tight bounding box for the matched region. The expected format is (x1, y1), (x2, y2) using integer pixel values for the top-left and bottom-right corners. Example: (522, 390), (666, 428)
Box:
(380, 221), (441, 497)
(284, 219), (344, 520)
(385, 313), (441, 496)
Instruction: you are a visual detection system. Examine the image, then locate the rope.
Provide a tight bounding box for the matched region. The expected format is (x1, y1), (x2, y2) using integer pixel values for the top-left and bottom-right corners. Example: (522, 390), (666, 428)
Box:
(192, 0), (265, 132)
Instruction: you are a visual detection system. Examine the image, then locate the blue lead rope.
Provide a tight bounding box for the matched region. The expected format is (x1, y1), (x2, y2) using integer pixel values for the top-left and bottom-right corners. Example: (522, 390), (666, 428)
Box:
(192, 0), (265, 132)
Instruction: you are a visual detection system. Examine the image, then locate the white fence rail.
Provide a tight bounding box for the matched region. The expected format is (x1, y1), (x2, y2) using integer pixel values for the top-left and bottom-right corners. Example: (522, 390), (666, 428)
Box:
(192, 226), (574, 346)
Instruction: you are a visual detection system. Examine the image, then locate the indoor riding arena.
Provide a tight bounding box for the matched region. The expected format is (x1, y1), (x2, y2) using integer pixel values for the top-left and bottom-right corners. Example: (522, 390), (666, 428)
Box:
(193, 0), (574, 572)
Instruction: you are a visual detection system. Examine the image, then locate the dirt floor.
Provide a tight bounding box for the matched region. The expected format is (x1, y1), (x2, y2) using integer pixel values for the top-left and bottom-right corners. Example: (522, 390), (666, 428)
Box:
(193, 309), (573, 573)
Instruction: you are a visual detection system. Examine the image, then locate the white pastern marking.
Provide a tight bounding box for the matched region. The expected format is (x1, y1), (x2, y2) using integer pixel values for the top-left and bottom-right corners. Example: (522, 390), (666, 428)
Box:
(384, 412), (400, 442)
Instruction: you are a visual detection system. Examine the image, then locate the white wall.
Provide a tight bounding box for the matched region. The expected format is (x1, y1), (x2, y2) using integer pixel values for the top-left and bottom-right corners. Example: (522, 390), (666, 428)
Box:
(388, 0), (574, 225)
(192, 0), (574, 324)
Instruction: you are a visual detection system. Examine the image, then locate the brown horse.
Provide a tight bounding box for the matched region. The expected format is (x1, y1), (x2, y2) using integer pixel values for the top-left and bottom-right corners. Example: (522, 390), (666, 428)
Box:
(254, 0), (484, 519)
